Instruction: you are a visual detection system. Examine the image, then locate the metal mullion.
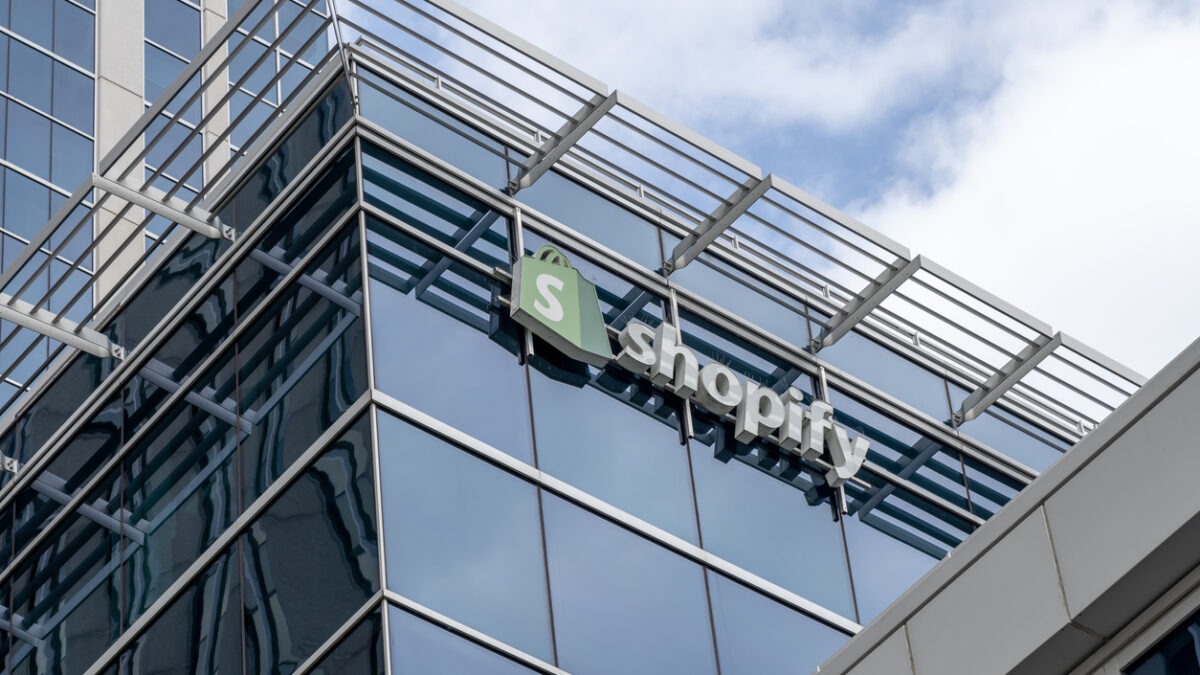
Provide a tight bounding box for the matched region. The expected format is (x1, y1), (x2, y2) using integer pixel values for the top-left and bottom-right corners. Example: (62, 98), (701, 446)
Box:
(566, 141), (723, 225)
(341, 18), (567, 139)
(865, 306), (1000, 380)
(360, 203), (496, 281)
(0, 178), (95, 295)
(0, 26), (96, 78)
(368, 0), (596, 105)
(0, 157), (81, 198)
(857, 461), (984, 528)
(873, 293), (1026, 368)
(719, 232), (852, 298)
(0, 207), (362, 597)
(79, 392), (372, 675)
(142, 1), (332, 199)
(755, 194), (902, 272)
(292, 593), (386, 675)
(604, 105), (756, 184)
(735, 210), (881, 289)
(371, 390), (861, 636)
(894, 277), (1041, 347)
(0, 332), (49, 401)
(1007, 380), (1099, 428)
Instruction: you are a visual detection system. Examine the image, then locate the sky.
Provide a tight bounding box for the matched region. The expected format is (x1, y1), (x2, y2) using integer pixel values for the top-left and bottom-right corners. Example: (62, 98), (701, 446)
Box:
(454, 0), (1200, 379)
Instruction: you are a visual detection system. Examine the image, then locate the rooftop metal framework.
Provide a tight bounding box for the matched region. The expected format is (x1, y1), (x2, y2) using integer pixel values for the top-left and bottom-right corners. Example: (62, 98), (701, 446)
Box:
(0, 0), (1144, 467)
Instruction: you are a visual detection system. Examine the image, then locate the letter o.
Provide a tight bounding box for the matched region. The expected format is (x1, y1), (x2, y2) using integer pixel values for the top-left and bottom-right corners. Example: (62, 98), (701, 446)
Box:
(695, 363), (743, 415)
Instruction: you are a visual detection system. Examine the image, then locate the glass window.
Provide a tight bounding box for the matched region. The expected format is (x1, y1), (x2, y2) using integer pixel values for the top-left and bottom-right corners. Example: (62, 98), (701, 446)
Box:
(822, 331), (953, 422)
(958, 405), (1067, 473)
(241, 415), (380, 672)
(389, 605), (536, 675)
(842, 506), (940, 622)
(689, 429), (856, 618)
(1126, 606), (1200, 674)
(6, 102), (49, 180)
(312, 608), (385, 674)
(53, 0), (94, 70)
(962, 454), (1023, 520)
(528, 362), (697, 543)
(52, 60), (94, 134)
(146, 0), (200, 58)
(0, 34), (9, 91)
(542, 494), (718, 675)
(377, 412), (555, 662)
(362, 141), (511, 270)
(670, 250), (811, 344)
(144, 41), (187, 103)
(7, 39), (51, 112)
(368, 221), (533, 463)
(3, 167), (50, 239)
(229, 30), (276, 101)
(680, 308), (813, 394)
(358, 71), (521, 190)
(709, 572), (850, 675)
(10, 0), (52, 49)
(51, 122), (91, 187)
(519, 170), (665, 272)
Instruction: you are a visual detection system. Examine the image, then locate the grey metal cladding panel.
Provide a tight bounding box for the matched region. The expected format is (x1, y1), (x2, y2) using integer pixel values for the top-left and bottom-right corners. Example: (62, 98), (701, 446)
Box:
(1009, 624), (1106, 675)
(905, 509), (1069, 675)
(840, 628), (914, 675)
(1045, 363), (1200, 636)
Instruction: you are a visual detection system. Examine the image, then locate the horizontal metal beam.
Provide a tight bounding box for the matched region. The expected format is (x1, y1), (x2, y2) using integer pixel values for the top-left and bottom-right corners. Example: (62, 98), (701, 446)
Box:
(668, 174), (774, 271)
(0, 293), (122, 358)
(509, 90), (619, 193)
(813, 255), (923, 351)
(955, 332), (1064, 424)
(91, 174), (225, 240)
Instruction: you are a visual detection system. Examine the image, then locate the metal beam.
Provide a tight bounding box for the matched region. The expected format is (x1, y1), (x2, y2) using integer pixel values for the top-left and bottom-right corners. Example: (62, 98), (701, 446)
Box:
(91, 174), (226, 240)
(811, 255), (923, 351)
(668, 174), (774, 271)
(955, 332), (1064, 424)
(0, 293), (122, 358)
(509, 90), (619, 193)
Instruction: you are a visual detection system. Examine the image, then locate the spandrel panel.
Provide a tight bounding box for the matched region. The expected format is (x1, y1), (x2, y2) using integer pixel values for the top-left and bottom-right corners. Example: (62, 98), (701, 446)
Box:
(542, 494), (718, 675)
(358, 72), (523, 191)
(528, 362), (696, 544)
(689, 427), (856, 619)
(388, 605), (537, 675)
(670, 250), (811, 345)
(518, 170), (665, 272)
(368, 219), (532, 463)
(708, 572), (850, 675)
(377, 412), (555, 663)
(821, 331), (953, 423)
(362, 141), (511, 270)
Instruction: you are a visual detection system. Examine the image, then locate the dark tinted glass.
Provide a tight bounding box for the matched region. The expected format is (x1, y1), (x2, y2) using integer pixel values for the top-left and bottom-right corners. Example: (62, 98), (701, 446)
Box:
(368, 221), (532, 463)
(542, 494), (718, 675)
(242, 414), (379, 672)
(519, 170), (665, 271)
(389, 605), (537, 674)
(1127, 606), (1200, 675)
(310, 608), (385, 675)
(378, 412), (554, 662)
(708, 572), (850, 675)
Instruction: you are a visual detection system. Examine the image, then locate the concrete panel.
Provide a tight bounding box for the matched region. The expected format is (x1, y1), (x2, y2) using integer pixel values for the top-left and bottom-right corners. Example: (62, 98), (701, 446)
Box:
(906, 509), (1068, 675)
(840, 628), (913, 675)
(96, 0), (144, 97)
(1045, 367), (1200, 636)
(96, 78), (145, 160)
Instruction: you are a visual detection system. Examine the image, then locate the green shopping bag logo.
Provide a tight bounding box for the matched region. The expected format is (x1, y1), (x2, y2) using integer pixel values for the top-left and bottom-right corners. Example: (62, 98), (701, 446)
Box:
(511, 245), (614, 367)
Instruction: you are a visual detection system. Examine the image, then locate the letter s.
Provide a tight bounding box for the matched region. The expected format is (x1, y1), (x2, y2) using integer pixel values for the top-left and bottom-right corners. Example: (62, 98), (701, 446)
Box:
(532, 273), (566, 322)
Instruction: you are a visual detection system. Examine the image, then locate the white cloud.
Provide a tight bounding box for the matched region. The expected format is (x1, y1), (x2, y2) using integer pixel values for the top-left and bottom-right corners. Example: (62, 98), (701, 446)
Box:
(860, 2), (1200, 377)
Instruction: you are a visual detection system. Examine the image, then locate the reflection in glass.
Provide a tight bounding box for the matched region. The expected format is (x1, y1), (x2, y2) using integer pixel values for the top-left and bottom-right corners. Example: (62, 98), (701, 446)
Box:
(309, 608), (385, 675)
(529, 362), (696, 543)
(842, 508), (938, 622)
(542, 495), (718, 675)
(368, 220), (532, 462)
(670, 250), (810, 344)
(958, 406), (1066, 473)
(822, 331), (952, 423)
(708, 572), (850, 675)
(378, 412), (554, 662)
(389, 605), (536, 674)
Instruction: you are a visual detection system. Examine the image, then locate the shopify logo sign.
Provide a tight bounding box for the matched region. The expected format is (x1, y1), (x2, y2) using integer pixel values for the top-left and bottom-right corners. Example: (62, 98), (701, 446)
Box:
(511, 247), (868, 486)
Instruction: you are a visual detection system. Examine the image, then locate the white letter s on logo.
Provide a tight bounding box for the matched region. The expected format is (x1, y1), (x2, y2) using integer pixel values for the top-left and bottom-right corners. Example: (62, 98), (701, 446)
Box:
(533, 273), (566, 322)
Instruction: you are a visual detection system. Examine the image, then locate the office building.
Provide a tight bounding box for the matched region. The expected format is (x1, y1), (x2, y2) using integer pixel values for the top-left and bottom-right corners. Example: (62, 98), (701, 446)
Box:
(0, 1), (1176, 674)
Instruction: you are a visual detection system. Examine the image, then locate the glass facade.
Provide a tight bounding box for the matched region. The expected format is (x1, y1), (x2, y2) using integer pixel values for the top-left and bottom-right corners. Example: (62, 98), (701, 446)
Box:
(0, 1), (1142, 674)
